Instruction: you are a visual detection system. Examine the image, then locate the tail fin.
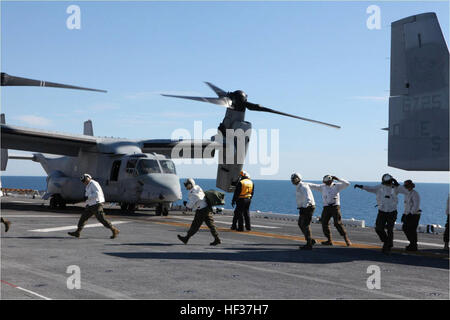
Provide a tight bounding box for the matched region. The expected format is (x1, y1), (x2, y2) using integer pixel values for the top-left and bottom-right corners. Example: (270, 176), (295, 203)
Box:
(83, 120), (94, 136)
(388, 12), (449, 171)
(1, 114), (8, 171)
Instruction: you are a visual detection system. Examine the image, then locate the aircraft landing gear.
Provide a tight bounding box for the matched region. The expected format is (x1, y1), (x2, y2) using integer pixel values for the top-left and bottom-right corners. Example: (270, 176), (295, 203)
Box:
(49, 194), (66, 209)
(120, 203), (136, 213)
(155, 203), (170, 216)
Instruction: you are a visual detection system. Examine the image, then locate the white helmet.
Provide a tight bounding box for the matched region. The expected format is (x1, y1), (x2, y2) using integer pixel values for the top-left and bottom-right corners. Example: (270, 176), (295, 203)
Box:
(291, 173), (302, 184)
(183, 178), (195, 188)
(382, 173), (393, 183)
(240, 170), (250, 179)
(80, 173), (92, 182)
(323, 175), (333, 183)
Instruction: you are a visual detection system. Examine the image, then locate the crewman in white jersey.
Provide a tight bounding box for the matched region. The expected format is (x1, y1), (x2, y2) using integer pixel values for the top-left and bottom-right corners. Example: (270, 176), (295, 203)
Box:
(68, 174), (119, 239)
(354, 174), (400, 254)
(308, 175), (352, 247)
(291, 173), (316, 250)
(398, 180), (421, 251)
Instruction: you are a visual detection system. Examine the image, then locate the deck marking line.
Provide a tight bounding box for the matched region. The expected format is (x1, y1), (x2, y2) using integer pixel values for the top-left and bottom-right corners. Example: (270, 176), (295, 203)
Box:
(151, 220), (449, 259)
(1, 280), (51, 300)
(29, 221), (130, 232)
(174, 216), (279, 229)
(393, 239), (443, 248)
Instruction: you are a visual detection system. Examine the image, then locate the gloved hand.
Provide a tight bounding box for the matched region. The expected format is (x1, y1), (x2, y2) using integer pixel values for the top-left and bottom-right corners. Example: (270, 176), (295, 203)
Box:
(332, 176), (339, 181)
(401, 214), (406, 223)
(354, 184), (363, 189)
(392, 178), (399, 187)
(183, 201), (187, 207)
(231, 201), (236, 208)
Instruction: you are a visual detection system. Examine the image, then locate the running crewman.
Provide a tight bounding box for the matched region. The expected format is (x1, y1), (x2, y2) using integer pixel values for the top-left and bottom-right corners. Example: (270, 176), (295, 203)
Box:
(177, 178), (221, 246)
(1, 217), (11, 232)
(291, 173), (316, 250)
(68, 174), (119, 239)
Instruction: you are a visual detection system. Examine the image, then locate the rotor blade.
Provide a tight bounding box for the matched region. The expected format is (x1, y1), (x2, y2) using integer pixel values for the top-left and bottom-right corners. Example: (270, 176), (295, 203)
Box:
(161, 94), (231, 107)
(1, 73), (107, 93)
(246, 103), (341, 129)
(204, 82), (228, 97)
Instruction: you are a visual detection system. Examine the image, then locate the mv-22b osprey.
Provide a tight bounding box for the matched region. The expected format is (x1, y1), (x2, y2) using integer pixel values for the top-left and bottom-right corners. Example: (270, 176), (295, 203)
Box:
(0, 74), (339, 215)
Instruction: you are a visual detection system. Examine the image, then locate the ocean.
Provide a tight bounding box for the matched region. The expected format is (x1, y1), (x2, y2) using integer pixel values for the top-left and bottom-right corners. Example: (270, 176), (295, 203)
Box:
(1, 176), (448, 227)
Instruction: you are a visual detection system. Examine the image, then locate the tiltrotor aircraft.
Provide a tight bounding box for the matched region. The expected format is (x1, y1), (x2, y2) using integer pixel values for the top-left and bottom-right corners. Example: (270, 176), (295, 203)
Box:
(0, 74), (339, 215)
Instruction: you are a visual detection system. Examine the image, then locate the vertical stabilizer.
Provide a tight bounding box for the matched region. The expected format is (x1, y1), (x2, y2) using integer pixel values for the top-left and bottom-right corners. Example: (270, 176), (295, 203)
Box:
(388, 12), (449, 171)
(83, 120), (94, 136)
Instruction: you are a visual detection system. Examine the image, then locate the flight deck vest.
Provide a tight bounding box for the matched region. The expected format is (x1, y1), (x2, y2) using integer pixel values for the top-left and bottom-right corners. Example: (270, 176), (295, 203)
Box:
(239, 179), (253, 199)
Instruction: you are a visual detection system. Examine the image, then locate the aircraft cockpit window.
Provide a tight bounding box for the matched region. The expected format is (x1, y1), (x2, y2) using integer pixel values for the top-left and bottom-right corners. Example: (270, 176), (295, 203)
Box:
(136, 159), (161, 175)
(160, 160), (176, 174)
(126, 159), (137, 174)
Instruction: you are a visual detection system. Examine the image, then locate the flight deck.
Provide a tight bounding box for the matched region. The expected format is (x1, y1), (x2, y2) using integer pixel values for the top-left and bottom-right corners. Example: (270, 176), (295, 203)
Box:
(1, 195), (448, 300)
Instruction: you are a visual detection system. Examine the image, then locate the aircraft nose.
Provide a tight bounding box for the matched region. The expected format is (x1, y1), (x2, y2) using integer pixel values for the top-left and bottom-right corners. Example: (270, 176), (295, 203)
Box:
(140, 174), (182, 202)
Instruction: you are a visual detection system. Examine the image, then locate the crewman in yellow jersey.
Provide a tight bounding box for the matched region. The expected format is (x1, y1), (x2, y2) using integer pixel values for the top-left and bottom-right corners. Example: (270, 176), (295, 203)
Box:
(231, 171), (254, 231)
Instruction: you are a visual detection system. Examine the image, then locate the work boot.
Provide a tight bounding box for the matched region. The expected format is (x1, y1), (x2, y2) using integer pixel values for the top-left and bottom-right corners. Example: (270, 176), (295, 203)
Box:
(230, 225), (236, 231)
(382, 243), (391, 254)
(236, 227), (244, 232)
(344, 235), (352, 247)
(321, 240), (333, 246)
(444, 242), (449, 251)
(405, 244), (418, 252)
(4, 220), (11, 233)
(177, 234), (189, 244)
(68, 230), (81, 238)
(110, 227), (120, 239)
(210, 237), (221, 246)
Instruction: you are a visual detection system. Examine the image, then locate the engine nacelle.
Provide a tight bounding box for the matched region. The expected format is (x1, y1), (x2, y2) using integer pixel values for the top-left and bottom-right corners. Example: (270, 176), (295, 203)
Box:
(216, 109), (252, 192)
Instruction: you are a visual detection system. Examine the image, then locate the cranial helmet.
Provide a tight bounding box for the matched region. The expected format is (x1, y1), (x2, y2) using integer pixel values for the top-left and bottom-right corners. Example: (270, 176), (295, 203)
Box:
(382, 173), (393, 184)
(183, 178), (195, 188)
(240, 170), (250, 179)
(80, 173), (92, 182)
(291, 173), (302, 184)
(323, 175), (333, 183)
(404, 179), (415, 189)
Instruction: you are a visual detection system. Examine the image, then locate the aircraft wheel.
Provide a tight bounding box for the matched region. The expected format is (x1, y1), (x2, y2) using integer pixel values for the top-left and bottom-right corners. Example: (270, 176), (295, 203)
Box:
(127, 203), (136, 213)
(50, 194), (66, 209)
(49, 196), (58, 209)
(162, 204), (170, 216)
(155, 204), (162, 216)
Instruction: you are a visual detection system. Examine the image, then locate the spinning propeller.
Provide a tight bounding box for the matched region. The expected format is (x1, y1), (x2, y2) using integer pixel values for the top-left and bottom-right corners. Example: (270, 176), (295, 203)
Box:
(1, 72), (107, 93)
(162, 82), (340, 129)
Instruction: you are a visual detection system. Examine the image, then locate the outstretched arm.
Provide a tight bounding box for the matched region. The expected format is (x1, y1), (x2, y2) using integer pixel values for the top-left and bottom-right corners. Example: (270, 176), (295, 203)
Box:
(361, 185), (379, 194)
(306, 182), (322, 191)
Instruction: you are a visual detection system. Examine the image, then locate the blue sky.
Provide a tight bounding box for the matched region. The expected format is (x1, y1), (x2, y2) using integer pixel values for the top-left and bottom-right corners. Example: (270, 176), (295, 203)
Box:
(1, 1), (449, 183)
